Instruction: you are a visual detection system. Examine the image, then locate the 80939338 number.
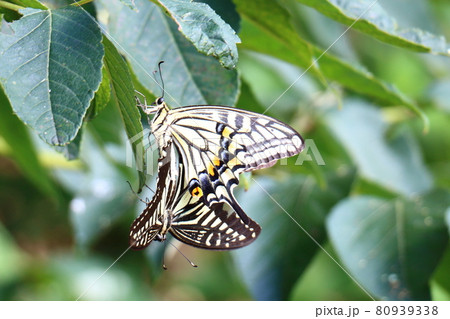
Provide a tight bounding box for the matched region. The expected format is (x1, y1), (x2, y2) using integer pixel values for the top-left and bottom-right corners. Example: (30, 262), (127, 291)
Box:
(375, 305), (438, 316)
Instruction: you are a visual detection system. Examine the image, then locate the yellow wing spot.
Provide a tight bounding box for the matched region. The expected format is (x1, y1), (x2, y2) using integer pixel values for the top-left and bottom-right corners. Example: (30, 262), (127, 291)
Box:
(191, 186), (203, 198)
(222, 126), (233, 139)
(228, 141), (237, 153)
(207, 164), (216, 176)
(228, 156), (242, 167)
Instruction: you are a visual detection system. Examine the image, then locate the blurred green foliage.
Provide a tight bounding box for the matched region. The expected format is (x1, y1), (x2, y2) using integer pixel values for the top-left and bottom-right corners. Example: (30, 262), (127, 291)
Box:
(0, 0), (449, 301)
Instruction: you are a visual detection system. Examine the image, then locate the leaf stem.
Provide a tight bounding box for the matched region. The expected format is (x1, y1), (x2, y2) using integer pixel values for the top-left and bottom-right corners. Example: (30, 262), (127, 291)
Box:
(70, 0), (94, 6)
(0, 0), (24, 11)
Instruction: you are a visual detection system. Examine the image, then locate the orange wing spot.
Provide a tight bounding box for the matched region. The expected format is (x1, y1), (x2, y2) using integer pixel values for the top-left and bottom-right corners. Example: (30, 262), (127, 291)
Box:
(207, 164), (216, 176)
(191, 186), (203, 197)
(222, 126), (233, 139)
(212, 157), (221, 167)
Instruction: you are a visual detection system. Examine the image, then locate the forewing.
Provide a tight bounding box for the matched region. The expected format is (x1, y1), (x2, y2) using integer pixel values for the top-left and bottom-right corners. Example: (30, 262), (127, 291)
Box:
(168, 106), (304, 223)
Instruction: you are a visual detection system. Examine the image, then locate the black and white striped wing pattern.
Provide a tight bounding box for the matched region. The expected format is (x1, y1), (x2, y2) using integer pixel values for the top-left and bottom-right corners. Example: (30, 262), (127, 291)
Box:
(171, 201), (261, 250)
(129, 142), (261, 250)
(129, 144), (179, 250)
(169, 158), (261, 249)
(167, 106), (304, 223)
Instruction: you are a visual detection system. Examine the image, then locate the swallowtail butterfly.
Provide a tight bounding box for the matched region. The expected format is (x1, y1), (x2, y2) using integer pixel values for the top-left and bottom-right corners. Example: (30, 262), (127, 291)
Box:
(129, 63), (304, 249)
(130, 142), (261, 250)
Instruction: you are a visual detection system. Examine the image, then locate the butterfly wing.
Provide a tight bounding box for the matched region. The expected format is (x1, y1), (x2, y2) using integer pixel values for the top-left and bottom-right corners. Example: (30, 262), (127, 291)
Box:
(170, 201), (261, 250)
(169, 157), (261, 249)
(167, 106), (304, 223)
(131, 140), (261, 250)
(129, 144), (179, 250)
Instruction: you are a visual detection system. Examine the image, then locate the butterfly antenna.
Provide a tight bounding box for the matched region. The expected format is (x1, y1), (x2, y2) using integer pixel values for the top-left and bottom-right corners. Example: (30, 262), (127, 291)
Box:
(158, 61), (165, 99)
(168, 241), (198, 268)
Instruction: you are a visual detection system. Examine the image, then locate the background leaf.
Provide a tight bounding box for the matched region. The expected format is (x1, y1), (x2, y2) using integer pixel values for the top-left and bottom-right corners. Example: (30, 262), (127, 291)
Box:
(97, 0), (239, 108)
(156, 0), (240, 69)
(297, 0), (450, 56)
(103, 35), (146, 192)
(326, 99), (432, 196)
(327, 190), (450, 300)
(0, 86), (60, 199)
(233, 169), (355, 300)
(234, 0), (428, 127)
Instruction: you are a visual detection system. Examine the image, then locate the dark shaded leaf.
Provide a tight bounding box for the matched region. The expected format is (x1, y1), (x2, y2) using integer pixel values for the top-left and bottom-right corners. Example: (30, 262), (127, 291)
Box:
(86, 65), (111, 121)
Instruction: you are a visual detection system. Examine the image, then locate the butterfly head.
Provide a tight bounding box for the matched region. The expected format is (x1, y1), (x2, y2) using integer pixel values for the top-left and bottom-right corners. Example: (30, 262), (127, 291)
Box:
(138, 96), (168, 115)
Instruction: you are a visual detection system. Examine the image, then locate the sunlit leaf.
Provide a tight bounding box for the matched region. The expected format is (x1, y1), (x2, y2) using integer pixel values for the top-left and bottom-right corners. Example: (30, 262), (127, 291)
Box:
(297, 0), (450, 56)
(0, 224), (26, 286)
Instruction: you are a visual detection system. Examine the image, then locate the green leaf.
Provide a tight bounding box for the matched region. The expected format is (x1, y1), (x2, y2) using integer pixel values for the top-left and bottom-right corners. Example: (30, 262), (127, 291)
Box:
(86, 65), (111, 121)
(0, 7), (103, 145)
(103, 35), (146, 192)
(156, 0), (240, 69)
(408, 110), (450, 189)
(296, 0), (450, 56)
(0, 86), (60, 199)
(53, 128), (82, 160)
(431, 234), (450, 301)
(326, 99), (432, 196)
(291, 243), (372, 300)
(0, 224), (26, 286)
(194, 0), (240, 33)
(97, 0), (239, 107)
(235, 0), (428, 127)
(14, 0), (47, 10)
(327, 190), (450, 300)
(233, 169), (355, 300)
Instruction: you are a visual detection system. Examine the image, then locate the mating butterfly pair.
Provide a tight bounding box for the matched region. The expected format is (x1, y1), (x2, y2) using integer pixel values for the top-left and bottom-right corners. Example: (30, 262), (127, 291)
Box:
(129, 93), (304, 250)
